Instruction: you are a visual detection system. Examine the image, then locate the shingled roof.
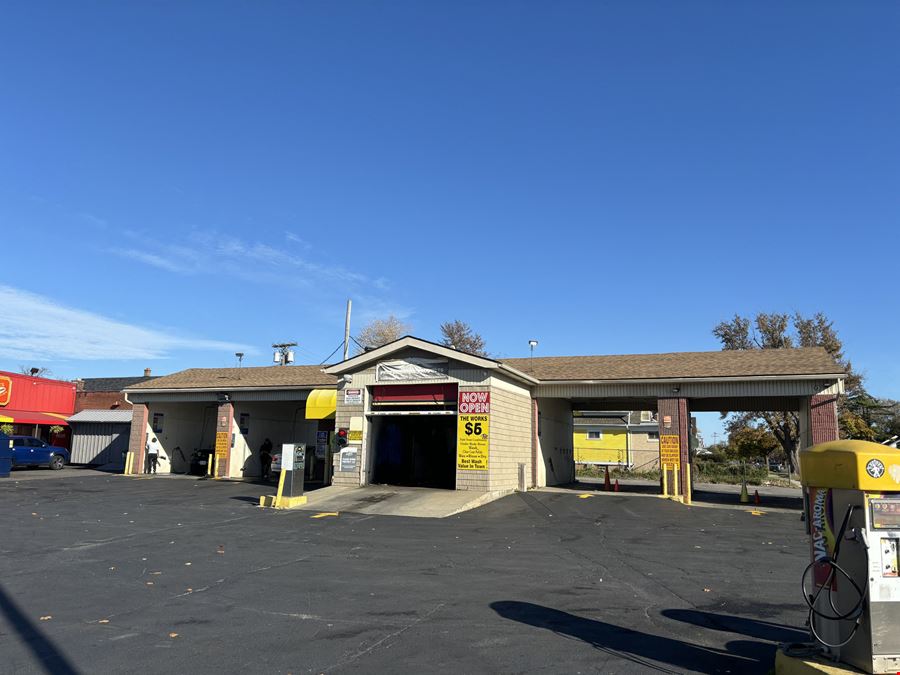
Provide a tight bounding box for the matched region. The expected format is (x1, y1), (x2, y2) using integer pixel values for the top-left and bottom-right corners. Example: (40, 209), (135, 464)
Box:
(81, 376), (157, 392)
(124, 346), (843, 392)
(125, 365), (337, 391)
(502, 347), (843, 382)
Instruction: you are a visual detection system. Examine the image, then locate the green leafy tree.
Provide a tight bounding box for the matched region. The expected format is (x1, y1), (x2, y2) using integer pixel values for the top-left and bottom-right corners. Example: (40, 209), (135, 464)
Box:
(439, 320), (488, 357)
(728, 425), (779, 461)
(713, 312), (868, 473)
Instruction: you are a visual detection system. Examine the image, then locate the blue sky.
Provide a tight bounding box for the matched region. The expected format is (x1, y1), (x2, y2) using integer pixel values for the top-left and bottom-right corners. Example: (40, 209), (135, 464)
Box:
(1, 2), (898, 440)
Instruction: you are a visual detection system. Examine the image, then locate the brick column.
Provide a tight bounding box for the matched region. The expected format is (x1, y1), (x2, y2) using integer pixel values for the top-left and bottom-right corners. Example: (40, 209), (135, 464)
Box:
(657, 397), (691, 497)
(215, 401), (233, 478)
(809, 394), (839, 445)
(128, 403), (149, 474)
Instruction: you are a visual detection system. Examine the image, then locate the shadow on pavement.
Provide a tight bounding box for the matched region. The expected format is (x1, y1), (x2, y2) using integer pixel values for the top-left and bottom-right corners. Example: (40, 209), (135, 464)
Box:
(231, 496), (263, 504)
(691, 489), (803, 511)
(661, 609), (808, 643)
(565, 479), (803, 511)
(491, 601), (775, 674)
(565, 480), (659, 495)
(0, 584), (79, 674)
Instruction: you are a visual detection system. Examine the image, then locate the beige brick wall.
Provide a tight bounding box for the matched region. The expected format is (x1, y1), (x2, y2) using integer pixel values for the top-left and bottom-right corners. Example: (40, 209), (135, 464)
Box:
(332, 383), (365, 486)
(628, 430), (660, 470)
(487, 383), (533, 492)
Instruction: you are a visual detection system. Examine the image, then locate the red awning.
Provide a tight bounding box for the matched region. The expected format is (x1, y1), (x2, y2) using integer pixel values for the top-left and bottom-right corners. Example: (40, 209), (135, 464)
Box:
(0, 409), (70, 425)
(372, 384), (458, 404)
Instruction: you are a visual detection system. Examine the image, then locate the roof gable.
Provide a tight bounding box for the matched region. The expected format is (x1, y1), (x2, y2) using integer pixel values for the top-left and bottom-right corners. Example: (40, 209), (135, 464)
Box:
(324, 336), (538, 384)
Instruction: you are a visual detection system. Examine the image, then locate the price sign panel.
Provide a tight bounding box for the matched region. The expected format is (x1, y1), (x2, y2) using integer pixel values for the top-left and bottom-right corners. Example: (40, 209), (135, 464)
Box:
(457, 414), (489, 470)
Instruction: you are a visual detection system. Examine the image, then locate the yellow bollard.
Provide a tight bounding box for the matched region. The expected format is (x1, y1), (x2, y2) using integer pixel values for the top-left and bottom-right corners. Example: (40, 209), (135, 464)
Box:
(124, 452), (133, 475)
(684, 464), (692, 505)
(274, 468), (287, 508)
(673, 463), (679, 497)
(661, 463), (669, 497)
(207, 454), (213, 477)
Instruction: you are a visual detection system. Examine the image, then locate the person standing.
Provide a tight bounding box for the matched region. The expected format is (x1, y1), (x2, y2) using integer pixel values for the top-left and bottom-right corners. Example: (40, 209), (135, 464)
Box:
(146, 437), (160, 475)
(259, 438), (273, 480)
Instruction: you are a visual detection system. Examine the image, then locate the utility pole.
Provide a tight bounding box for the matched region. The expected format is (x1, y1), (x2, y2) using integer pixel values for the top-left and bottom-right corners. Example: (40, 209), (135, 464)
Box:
(343, 299), (352, 361)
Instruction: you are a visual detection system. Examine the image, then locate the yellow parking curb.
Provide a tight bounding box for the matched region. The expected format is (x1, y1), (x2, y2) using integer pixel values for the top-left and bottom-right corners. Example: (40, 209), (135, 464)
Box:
(775, 649), (865, 675)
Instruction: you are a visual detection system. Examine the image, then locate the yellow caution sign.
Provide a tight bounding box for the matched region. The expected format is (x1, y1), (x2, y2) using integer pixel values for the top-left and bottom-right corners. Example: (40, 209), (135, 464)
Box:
(660, 435), (681, 465)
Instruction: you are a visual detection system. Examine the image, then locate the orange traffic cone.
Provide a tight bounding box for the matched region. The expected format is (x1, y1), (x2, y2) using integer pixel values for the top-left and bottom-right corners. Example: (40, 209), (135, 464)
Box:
(604, 466), (611, 492)
(614, 479), (620, 492)
(754, 490), (761, 505)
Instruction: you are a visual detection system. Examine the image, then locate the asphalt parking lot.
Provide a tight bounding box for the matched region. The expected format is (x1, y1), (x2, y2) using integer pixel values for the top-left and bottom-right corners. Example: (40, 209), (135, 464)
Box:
(0, 474), (811, 674)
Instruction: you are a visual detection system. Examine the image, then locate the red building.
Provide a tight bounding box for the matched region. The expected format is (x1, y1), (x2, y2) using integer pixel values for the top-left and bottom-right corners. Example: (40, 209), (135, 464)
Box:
(0, 371), (76, 448)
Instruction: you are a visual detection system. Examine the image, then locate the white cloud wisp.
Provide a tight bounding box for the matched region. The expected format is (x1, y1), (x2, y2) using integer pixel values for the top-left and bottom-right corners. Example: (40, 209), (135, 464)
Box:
(0, 286), (251, 361)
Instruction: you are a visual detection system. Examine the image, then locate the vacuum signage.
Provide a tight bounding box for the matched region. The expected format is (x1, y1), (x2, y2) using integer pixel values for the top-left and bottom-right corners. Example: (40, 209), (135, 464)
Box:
(457, 391), (490, 470)
(808, 487), (837, 588)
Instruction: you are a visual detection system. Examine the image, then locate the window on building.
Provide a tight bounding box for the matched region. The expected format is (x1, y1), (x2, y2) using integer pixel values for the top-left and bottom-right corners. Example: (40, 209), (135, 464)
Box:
(587, 430), (603, 440)
(152, 413), (164, 433)
(648, 431), (659, 441)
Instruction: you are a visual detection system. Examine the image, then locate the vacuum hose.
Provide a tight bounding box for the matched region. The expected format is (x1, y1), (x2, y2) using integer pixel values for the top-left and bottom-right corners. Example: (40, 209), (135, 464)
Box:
(800, 505), (868, 649)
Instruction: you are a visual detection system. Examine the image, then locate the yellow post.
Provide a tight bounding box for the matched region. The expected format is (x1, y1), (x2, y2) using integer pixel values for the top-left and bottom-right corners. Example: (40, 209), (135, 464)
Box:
(124, 452), (133, 475)
(274, 469), (287, 508)
(673, 463), (679, 497)
(207, 454), (213, 477)
(661, 463), (669, 497)
(684, 464), (692, 505)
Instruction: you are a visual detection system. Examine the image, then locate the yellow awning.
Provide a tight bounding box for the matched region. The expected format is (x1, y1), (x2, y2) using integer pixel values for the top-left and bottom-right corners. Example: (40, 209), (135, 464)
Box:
(305, 389), (337, 420)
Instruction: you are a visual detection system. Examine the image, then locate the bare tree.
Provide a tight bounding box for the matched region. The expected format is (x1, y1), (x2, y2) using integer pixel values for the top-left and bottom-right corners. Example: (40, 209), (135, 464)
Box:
(355, 315), (411, 354)
(19, 365), (53, 378)
(440, 320), (488, 357)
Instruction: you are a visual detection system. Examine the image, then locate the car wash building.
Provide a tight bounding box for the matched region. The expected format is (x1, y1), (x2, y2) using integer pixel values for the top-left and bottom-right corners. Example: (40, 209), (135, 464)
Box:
(123, 366), (338, 480)
(325, 338), (546, 493)
(123, 336), (846, 501)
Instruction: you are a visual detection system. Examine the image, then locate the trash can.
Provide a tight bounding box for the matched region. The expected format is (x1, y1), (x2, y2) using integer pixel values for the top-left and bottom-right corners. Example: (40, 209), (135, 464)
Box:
(0, 432), (12, 478)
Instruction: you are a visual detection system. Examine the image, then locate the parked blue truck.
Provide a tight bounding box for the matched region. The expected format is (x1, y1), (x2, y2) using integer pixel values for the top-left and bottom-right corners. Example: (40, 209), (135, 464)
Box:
(8, 436), (69, 470)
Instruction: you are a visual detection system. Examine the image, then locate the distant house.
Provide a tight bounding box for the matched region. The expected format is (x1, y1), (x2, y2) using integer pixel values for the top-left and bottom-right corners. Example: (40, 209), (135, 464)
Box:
(74, 369), (157, 412)
(68, 369), (158, 466)
(573, 410), (661, 470)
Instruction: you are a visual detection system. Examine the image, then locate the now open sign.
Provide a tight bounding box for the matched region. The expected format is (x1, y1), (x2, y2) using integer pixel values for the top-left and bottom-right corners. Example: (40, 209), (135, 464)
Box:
(458, 391), (490, 414)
